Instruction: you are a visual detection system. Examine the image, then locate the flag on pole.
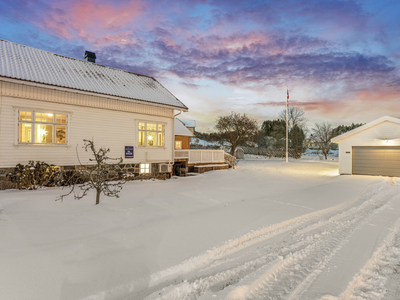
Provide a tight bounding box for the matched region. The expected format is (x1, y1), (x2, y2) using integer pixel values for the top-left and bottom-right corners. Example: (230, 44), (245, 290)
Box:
(287, 89), (289, 104)
(286, 88), (289, 163)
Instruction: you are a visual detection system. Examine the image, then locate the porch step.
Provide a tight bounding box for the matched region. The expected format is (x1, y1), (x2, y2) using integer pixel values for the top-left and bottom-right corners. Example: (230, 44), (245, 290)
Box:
(194, 164), (229, 174)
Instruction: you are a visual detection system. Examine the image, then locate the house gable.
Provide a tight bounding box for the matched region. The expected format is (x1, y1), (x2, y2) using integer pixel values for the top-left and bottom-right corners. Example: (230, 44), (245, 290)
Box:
(332, 116), (400, 143)
(0, 39), (187, 111)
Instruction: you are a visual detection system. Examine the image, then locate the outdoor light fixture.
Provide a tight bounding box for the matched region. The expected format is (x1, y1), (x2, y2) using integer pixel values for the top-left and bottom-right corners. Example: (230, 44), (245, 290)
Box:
(374, 138), (400, 146)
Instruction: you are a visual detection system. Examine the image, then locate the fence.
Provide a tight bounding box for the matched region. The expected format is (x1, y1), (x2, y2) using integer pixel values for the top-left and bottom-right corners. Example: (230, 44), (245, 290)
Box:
(240, 147), (302, 159)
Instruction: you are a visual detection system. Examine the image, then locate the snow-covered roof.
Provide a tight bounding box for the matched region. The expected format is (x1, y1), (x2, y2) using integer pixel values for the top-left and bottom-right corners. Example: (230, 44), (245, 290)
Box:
(181, 120), (196, 128)
(0, 39), (188, 110)
(175, 119), (195, 136)
(332, 115), (400, 143)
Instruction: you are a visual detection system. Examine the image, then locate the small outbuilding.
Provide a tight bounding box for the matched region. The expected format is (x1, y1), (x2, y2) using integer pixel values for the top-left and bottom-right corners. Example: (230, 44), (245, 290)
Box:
(332, 116), (400, 177)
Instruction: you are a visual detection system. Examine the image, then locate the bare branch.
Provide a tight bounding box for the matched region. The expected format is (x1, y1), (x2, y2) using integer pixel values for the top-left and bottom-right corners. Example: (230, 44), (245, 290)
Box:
(57, 139), (126, 205)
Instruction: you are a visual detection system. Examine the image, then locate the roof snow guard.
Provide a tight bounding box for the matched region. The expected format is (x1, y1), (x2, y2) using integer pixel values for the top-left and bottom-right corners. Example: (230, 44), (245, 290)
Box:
(0, 39), (188, 110)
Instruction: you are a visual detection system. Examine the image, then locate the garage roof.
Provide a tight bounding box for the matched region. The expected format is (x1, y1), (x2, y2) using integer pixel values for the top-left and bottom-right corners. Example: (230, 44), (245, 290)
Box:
(0, 39), (188, 110)
(332, 116), (400, 143)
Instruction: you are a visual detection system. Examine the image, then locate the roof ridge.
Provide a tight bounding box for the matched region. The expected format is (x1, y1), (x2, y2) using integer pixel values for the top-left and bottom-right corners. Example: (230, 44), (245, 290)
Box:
(332, 115), (400, 142)
(0, 39), (188, 110)
(0, 39), (156, 80)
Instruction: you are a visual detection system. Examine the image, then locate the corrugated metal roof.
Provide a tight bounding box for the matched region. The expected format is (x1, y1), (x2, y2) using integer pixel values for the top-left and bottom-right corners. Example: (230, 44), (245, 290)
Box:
(0, 39), (187, 110)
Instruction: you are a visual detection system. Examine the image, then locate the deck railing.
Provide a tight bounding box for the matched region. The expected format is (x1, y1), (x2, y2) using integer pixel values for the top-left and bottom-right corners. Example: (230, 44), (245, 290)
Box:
(224, 152), (237, 169)
(175, 149), (225, 164)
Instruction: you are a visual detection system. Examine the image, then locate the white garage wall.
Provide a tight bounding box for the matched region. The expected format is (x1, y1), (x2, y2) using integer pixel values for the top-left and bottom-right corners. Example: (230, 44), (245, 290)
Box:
(337, 121), (400, 174)
(0, 96), (175, 168)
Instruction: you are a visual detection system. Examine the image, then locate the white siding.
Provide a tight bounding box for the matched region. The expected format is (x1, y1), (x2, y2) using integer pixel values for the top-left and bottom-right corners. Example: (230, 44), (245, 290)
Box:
(0, 94), (175, 168)
(337, 121), (400, 174)
(1, 81), (174, 117)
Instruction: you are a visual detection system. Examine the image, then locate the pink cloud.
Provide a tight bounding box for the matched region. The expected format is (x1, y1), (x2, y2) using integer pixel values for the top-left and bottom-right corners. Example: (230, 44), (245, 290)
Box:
(255, 99), (341, 113)
(193, 32), (270, 53)
(38, 0), (144, 43)
(255, 87), (400, 123)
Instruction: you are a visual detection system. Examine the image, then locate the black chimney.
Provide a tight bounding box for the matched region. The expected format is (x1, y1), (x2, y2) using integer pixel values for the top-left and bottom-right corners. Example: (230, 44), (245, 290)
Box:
(84, 51), (96, 63)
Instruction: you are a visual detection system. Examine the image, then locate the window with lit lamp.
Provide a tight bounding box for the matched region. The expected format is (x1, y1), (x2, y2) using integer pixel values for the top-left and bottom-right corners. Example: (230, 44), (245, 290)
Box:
(18, 110), (67, 144)
(138, 121), (165, 147)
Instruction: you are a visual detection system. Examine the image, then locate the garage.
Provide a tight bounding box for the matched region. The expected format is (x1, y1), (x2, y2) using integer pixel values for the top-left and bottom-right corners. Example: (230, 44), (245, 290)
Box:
(332, 116), (400, 176)
(352, 146), (400, 177)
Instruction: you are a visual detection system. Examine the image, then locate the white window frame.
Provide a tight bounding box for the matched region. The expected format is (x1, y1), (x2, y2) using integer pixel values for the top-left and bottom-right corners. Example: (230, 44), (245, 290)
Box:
(140, 163), (150, 174)
(17, 109), (69, 145)
(137, 121), (166, 147)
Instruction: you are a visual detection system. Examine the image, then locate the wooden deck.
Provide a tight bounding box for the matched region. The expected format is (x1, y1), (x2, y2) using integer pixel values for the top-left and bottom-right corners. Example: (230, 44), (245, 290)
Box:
(194, 164), (229, 174)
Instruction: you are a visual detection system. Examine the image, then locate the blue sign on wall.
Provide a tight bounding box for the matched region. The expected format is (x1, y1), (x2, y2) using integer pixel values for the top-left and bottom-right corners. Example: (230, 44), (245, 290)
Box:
(125, 146), (134, 159)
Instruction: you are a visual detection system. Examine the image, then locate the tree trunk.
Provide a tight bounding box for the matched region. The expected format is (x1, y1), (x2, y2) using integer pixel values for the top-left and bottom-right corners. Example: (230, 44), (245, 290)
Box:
(323, 149), (328, 160)
(96, 190), (101, 205)
(230, 145), (236, 156)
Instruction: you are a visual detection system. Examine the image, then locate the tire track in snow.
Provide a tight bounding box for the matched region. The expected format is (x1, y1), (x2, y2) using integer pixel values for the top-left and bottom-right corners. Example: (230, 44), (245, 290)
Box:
(233, 186), (398, 300)
(336, 218), (400, 300)
(81, 180), (394, 300)
(136, 181), (397, 300)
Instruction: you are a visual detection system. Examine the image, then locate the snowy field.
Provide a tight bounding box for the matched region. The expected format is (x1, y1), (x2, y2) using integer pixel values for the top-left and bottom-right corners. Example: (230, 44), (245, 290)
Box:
(1, 156), (400, 300)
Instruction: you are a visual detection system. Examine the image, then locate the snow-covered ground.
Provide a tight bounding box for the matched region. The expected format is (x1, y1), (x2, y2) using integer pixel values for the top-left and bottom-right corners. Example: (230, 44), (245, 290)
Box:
(1, 156), (399, 300)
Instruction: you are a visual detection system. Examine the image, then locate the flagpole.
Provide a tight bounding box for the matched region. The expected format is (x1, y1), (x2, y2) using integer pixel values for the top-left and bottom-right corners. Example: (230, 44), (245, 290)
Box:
(286, 88), (289, 163)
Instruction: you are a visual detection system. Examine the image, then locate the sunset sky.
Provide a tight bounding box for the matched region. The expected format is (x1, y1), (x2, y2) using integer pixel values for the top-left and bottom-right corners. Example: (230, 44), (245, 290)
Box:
(1, 0), (400, 131)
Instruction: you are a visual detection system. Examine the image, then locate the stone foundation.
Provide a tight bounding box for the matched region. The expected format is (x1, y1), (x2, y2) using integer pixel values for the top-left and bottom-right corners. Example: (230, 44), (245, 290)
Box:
(0, 162), (172, 190)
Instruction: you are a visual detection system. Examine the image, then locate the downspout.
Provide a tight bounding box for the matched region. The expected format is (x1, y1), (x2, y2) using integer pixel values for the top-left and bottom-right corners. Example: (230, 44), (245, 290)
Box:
(0, 81), (2, 166)
(172, 110), (182, 163)
(174, 110), (182, 118)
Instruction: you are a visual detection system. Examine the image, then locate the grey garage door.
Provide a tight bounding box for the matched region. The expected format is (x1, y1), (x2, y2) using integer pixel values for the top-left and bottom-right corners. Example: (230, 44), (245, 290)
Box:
(352, 146), (400, 177)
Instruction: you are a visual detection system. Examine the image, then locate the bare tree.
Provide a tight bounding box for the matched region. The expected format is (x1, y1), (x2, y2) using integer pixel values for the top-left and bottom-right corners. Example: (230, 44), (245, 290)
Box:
(276, 107), (307, 151)
(215, 112), (259, 155)
(311, 122), (337, 160)
(58, 139), (125, 205)
(278, 106), (307, 130)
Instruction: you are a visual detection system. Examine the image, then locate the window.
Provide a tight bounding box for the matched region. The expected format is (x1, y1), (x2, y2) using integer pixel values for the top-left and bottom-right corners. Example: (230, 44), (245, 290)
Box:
(175, 141), (182, 149)
(140, 163), (150, 174)
(18, 110), (67, 144)
(138, 121), (165, 147)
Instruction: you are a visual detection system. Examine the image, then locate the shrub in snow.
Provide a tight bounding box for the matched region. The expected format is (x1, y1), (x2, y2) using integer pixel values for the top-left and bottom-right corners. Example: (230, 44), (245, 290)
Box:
(58, 139), (125, 205)
(7, 161), (61, 190)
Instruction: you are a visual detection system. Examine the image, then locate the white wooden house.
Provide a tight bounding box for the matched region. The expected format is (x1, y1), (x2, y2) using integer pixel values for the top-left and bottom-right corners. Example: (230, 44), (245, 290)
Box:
(332, 116), (400, 177)
(0, 39), (188, 179)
